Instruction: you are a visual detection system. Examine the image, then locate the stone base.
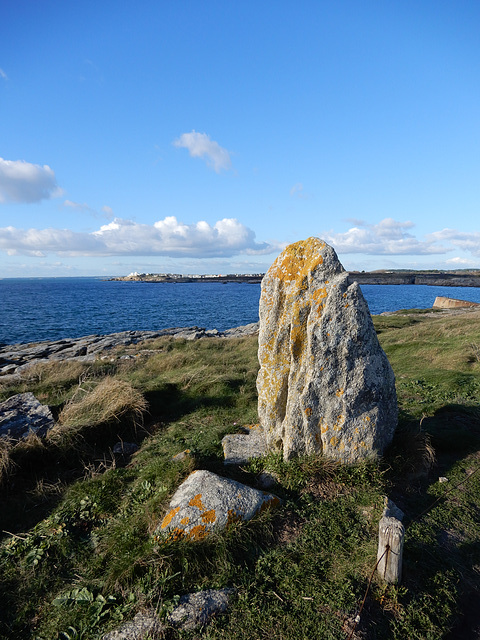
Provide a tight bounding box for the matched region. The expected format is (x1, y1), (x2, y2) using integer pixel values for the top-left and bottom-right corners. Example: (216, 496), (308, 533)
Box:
(222, 425), (267, 465)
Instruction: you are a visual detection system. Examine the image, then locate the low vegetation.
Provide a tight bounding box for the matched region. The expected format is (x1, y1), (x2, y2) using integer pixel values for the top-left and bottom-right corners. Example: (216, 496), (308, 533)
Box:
(0, 311), (479, 639)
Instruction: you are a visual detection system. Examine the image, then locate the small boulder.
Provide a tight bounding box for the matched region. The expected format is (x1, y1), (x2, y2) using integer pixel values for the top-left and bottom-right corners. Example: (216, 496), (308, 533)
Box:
(112, 441), (139, 457)
(172, 449), (191, 462)
(257, 238), (398, 463)
(222, 424), (267, 465)
(157, 470), (280, 540)
(0, 392), (54, 440)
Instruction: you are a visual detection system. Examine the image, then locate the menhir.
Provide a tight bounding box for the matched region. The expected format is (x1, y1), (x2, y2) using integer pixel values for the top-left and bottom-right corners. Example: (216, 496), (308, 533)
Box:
(257, 237), (397, 463)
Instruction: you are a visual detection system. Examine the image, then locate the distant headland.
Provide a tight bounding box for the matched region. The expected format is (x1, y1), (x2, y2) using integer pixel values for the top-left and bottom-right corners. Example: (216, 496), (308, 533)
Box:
(110, 269), (480, 287)
(110, 272), (264, 283)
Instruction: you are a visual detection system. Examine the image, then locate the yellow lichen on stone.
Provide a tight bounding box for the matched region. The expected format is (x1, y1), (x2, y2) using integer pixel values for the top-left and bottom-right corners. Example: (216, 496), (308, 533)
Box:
(188, 524), (207, 540)
(201, 509), (217, 524)
(330, 436), (339, 447)
(269, 238), (326, 284)
(160, 506), (181, 529)
(312, 287), (327, 304)
(259, 496), (280, 514)
(227, 509), (242, 525)
(180, 517), (190, 525)
(335, 389), (344, 397)
(189, 494), (206, 511)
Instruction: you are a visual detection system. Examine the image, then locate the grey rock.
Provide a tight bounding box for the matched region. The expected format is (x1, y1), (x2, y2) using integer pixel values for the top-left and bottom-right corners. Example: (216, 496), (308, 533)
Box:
(112, 441), (139, 456)
(222, 424), (267, 465)
(157, 469), (281, 540)
(256, 471), (280, 490)
(173, 328), (205, 341)
(172, 449), (191, 462)
(102, 611), (164, 639)
(168, 587), (234, 630)
(257, 238), (398, 463)
(222, 322), (259, 338)
(0, 392), (54, 440)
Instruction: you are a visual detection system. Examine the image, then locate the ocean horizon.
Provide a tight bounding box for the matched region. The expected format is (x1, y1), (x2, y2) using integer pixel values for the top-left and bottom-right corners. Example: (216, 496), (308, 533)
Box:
(2, 277), (480, 346)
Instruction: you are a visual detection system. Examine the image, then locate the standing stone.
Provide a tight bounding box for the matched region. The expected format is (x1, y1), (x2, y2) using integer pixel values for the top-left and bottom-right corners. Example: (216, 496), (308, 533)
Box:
(257, 238), (397, 463)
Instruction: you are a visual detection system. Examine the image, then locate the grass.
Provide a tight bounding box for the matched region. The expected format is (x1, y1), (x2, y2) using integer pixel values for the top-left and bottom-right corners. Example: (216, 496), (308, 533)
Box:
(0, 315), (479, 639)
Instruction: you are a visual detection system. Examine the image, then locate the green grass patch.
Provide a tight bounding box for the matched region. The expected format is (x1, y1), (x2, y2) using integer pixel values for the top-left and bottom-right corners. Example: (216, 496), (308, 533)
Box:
(0, 316), (480, 639)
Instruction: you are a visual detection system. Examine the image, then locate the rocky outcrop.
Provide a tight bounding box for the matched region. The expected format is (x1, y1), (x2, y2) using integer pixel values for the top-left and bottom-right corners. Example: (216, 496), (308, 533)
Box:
(257, 238), (398, 463)
(0, 392), (54, 440)
(0, 324), (259, 378)
(433, 296), (480, 309)
(348, 271), (480, 287)
(157, 470), (280, 541)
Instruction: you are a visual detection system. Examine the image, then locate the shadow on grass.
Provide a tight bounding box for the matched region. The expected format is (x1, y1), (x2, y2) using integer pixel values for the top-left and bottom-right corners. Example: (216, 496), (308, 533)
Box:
(0, 381), (237, 537)
(378, 403), (480, 638)
(144, 381), (235, 423)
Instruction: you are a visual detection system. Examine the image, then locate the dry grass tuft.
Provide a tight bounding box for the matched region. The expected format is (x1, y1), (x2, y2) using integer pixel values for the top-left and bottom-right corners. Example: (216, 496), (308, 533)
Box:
(13, 431), (46, 456)
(22, 360), (88, 386)
(0, 437), (14, 484)
(49, 377), (148, 445)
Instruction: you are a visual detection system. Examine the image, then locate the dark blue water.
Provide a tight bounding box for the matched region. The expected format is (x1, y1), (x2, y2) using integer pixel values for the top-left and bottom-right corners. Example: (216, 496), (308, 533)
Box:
(1, 278), (480, 345)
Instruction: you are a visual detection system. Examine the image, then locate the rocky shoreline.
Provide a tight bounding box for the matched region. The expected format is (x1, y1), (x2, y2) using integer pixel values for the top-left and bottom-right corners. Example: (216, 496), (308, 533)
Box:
(112, 271), (480, 287)
(347, 272), (480, 287)
(0, 323), (259, 380)
(3, 304), (479, 381)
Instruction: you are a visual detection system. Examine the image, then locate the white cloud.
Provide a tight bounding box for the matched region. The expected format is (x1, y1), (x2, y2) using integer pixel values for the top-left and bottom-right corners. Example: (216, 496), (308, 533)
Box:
(173, 131), (232, 172)
(0, 68), (7, 80)
(63, 199), (91, 211)
(0, 158), (62, 203)
(101, 205), (114, 218)
(290, 183), (304, 197)
(323, 218), (448, 255)
(427, 229), (480, 257)
(0, 216), (275, 258)
(63, 200), (114, 220)
(446, 257), (473, 265)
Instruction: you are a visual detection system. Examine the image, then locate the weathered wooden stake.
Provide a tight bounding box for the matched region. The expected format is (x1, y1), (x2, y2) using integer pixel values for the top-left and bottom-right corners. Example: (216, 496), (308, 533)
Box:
(377, 516), (404, 584)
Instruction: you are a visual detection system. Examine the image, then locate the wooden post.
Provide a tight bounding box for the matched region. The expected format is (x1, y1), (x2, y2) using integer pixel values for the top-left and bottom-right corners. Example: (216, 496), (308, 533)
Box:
(377, 516), (404, 584)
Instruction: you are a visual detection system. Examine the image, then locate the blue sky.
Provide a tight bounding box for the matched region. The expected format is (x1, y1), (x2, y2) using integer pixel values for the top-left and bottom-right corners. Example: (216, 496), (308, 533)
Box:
(1, 0), (479, 277)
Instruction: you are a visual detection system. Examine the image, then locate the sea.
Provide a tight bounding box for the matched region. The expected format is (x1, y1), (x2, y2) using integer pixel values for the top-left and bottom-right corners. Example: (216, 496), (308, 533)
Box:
(2, 277), (480, 346)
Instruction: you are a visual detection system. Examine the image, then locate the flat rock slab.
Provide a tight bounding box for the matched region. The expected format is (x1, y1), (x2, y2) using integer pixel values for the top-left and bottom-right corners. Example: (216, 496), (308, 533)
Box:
(433, 296), (480, 309)
(102, 611), (164, 639)
(102, 588), (234, 638)
(0, 392), (54, 440)
(158, 470), (280, 541)
(222, 424), (267, 464)
(169, 587), (234, 630)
